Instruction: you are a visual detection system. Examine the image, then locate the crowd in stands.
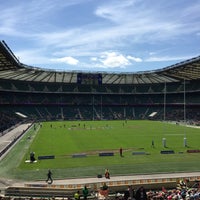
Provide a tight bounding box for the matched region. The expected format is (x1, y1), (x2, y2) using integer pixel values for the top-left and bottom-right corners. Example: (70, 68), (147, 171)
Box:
(0, 112), (23, 135)
(118, 180), (200, 200)
(0, 182), (199, 200)
(152, 108), (200, 125)
(0, 78), (200, 123)
(0, 105), (200, 123)
(1, 91), (200, 106)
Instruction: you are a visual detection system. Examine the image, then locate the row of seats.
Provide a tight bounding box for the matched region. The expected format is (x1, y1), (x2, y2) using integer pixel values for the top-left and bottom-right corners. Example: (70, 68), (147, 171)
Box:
(1, 91), (200, 104)
(1, 80), (200, 93)
(0, 106), (200, 124)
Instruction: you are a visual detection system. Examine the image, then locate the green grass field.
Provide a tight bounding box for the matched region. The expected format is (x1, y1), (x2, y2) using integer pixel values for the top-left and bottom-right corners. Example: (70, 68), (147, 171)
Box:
(0, 120), (200, 181)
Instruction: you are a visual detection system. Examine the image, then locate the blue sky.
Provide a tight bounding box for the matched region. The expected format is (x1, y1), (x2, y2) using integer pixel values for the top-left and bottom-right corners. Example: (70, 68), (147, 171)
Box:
(0, 0), (200, 72)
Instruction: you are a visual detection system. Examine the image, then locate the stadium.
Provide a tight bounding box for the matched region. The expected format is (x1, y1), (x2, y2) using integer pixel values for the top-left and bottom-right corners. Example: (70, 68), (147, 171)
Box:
(0, 40), (200, 199)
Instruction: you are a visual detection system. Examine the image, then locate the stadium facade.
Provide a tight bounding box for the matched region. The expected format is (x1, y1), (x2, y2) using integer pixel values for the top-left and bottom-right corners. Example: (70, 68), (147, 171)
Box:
(0, 40), (200, 132)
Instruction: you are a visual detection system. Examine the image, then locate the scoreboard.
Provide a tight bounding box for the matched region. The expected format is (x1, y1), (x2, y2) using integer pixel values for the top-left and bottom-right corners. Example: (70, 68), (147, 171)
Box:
(77, 73), (102, 85)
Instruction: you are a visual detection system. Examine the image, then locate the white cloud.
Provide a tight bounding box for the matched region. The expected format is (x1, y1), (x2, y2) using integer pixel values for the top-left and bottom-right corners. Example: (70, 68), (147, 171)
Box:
(51, 57), (79, 65)
(91, 57), (97, 61)
(127, 56), (142, 62)
(100, 52), (130, 68)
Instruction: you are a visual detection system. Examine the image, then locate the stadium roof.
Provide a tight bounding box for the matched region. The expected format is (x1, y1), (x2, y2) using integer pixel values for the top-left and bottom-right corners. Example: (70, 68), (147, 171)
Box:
(0, 40), (200, 84)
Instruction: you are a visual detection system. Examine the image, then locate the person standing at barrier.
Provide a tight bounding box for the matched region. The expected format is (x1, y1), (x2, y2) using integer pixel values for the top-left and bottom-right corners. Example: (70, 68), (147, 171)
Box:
(99, 183), (109, 199)
(102, 182), (108, 190)
(46, 169), (53, 184)
(135, 186), (147, 200)
(128, 185), (135, 200)
(82, 185), (89, 200)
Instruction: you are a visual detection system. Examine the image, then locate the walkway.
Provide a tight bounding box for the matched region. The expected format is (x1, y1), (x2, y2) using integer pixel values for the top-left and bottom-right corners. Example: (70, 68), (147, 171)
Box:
(15, 172), (200, 190)
(0, 123), (32, 161)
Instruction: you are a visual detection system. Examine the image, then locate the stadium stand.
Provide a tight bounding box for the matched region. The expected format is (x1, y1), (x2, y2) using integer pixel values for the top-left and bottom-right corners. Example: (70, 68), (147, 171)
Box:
(2, 173), (200, 199)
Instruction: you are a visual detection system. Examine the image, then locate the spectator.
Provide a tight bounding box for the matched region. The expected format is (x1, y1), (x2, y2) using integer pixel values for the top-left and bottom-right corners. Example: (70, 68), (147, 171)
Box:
(135, 186), (147, 200)
(102, 182), (108, 191)
(82, 185), (89, 200)
(74, 190), (80, 200)
(128, 185), (135, 200)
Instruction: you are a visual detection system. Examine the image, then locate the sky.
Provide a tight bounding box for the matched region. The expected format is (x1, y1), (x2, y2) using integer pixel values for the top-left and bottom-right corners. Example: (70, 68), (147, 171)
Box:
(0, 0), (200, 73)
